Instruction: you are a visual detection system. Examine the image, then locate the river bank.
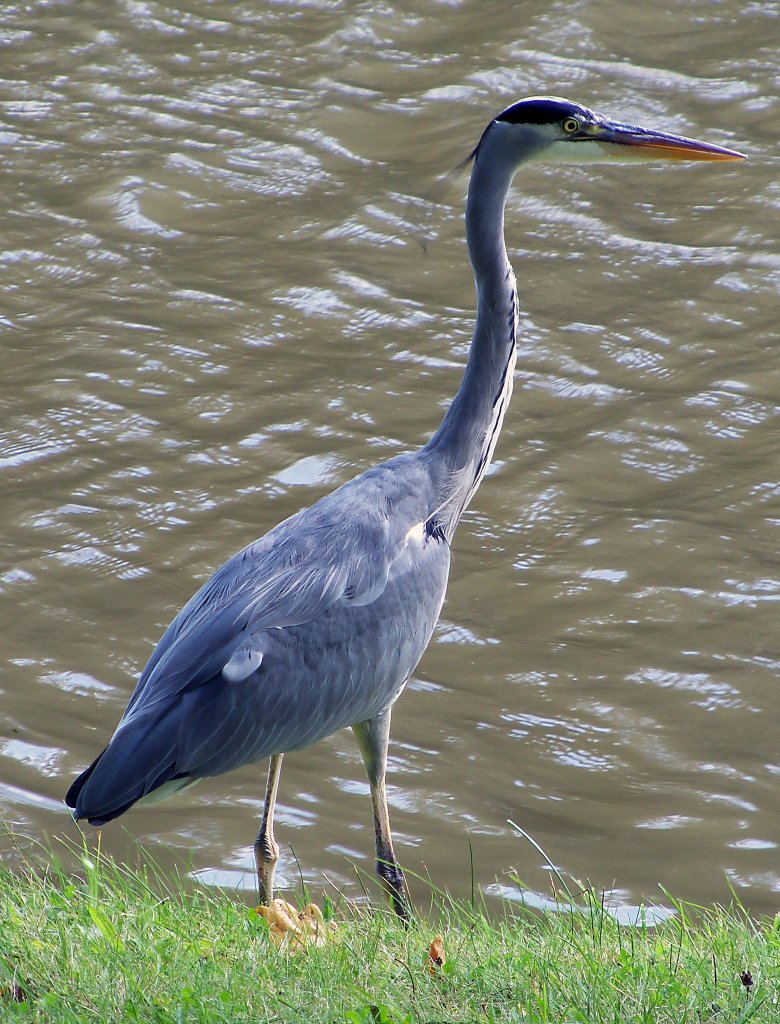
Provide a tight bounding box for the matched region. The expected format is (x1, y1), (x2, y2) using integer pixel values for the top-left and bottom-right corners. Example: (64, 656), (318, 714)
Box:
(0, 843), (775, 1022)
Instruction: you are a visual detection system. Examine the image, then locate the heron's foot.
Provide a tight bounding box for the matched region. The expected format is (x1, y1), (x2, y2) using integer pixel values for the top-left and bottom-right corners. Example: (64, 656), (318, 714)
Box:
(254, 835), (280, 907)
(378, 858), (412, 924)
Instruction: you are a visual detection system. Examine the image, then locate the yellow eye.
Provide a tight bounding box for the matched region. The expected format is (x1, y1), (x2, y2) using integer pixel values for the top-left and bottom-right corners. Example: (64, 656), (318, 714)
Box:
(562, 117), (580, 134)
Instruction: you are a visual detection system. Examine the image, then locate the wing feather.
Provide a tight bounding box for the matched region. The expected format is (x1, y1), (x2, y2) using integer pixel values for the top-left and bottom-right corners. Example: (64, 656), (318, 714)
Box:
(67, 456), (447, 823)
(119, 460), (427, 726)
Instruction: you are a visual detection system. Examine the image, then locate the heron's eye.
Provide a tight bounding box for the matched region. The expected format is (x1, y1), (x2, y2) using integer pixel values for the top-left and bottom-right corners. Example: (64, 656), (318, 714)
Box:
(562, 117), (580, 134)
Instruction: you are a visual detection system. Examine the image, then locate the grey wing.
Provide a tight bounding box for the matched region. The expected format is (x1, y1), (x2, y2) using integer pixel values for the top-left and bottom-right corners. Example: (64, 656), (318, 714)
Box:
(67, 457), (445, 823)
(124, 492), (397, 723)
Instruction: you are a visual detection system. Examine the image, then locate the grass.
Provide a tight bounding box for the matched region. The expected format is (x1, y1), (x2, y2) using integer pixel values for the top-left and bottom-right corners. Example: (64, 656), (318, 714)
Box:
(0, 839), (778, 1023)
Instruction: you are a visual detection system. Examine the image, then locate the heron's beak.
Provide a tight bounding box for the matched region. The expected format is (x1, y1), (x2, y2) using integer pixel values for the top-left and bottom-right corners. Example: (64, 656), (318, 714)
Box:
(587, 120), (745, 162)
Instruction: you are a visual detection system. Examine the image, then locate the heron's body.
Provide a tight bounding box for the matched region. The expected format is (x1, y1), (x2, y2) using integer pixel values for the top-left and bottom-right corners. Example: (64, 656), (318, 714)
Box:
(78, 458), (452, 819)
(67, 96), (742, 918)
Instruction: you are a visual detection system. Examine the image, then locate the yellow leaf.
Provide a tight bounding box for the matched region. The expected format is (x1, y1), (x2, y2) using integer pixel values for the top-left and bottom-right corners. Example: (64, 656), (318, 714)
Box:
(255, 899), (338, 953)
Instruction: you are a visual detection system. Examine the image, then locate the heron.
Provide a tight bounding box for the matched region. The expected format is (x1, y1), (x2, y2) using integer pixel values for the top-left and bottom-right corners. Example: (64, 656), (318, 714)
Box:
(66, 96), (743, 920)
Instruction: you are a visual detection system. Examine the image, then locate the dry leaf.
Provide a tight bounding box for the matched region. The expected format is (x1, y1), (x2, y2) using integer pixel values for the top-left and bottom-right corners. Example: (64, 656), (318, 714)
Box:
(256, 898), (337, 953)
(428, 934), (446, 974)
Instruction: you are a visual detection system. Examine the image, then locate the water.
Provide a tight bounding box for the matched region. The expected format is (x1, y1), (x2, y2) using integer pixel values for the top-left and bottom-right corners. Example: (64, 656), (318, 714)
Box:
(1, 0), (778, 918)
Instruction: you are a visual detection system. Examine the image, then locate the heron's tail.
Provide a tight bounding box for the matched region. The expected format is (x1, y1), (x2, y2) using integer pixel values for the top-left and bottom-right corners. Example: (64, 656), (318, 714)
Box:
(65, 712), (185, 826)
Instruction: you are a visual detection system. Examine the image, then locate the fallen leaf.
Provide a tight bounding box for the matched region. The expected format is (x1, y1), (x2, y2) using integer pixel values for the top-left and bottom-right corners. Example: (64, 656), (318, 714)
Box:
(428, 934), (446, 974)
(256, 899), (337, 953)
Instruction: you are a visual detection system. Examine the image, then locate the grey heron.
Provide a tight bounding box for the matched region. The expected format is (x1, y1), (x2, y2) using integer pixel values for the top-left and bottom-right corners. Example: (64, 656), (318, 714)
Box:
(66, 97), (743, 920)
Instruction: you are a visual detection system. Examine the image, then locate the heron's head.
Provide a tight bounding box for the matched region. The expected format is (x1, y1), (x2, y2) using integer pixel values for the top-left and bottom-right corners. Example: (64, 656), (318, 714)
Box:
(472, 95), (745, 167)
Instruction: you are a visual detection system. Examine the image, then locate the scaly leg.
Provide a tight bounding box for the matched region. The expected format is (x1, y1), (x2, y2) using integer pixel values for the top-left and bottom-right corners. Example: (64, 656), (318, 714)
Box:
(353, 707), (411, 922)
(254, 752), (283, 905)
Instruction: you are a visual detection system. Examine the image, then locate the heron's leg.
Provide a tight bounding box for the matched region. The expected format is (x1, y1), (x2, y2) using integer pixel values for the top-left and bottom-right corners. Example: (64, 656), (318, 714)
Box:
(254, 753), (283, 905)
(352, 707), (411, 922)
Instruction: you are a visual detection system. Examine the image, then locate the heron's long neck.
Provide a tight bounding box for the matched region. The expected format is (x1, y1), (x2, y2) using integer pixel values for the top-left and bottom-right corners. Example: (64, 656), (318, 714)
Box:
(424, 146), (518, 540)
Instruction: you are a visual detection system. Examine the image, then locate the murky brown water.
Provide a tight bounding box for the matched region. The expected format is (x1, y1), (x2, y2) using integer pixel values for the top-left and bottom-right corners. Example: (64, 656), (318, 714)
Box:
(1, 0), (778, 920)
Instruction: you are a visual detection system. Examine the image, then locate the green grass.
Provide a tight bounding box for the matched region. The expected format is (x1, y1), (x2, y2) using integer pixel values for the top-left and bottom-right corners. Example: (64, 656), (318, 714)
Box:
(0, 840), (778, 1023)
